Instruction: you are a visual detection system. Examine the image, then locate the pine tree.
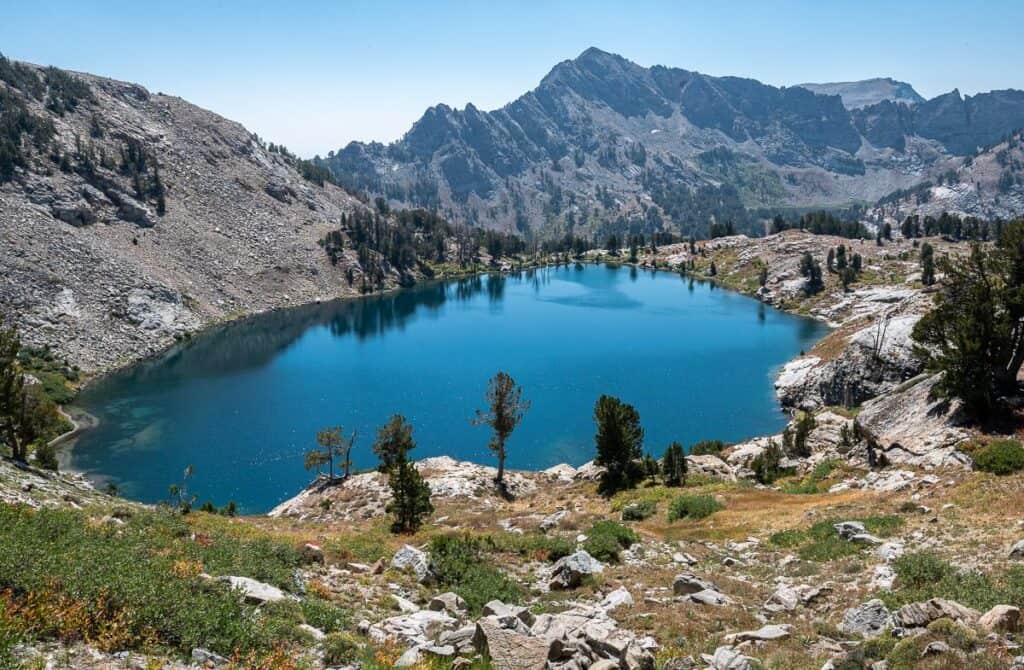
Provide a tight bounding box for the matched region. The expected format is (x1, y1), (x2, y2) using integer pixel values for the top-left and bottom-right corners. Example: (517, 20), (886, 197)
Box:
(751, 439), (784, 484)
(386, 457), (433, 533)
(912, 223), (1024, 417)
(642, 453), (660, 483)
(593, 395), (645, 496)
(0, 322), (54, 463)
(662, 441), (687, 487)
(473, 371), (530, 492)
(920, 242), (935, 286)
(375, 415), (432, 533)
(372, 414), (415, 473)
(799, 253), (824, 295)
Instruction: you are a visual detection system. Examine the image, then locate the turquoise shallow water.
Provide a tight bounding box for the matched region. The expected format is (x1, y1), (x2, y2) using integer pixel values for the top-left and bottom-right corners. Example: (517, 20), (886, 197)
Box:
(68, 264), (828, 513)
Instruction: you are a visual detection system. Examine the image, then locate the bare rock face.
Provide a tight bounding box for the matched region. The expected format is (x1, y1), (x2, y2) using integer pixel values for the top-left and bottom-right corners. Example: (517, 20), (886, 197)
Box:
(775, 313), (923, 411)
(391, 544), (433, 584)
(218, 575), (296, 605)
(855, 374), (972, 467)
(685, 454), (736, 481)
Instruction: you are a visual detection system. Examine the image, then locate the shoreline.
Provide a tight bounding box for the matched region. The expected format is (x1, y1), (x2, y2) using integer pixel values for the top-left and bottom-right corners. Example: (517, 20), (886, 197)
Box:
(55, 252), (830, 511)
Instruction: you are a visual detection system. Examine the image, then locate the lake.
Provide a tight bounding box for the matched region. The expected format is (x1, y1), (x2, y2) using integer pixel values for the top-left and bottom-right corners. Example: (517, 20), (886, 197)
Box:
(67, 264), (828, 512)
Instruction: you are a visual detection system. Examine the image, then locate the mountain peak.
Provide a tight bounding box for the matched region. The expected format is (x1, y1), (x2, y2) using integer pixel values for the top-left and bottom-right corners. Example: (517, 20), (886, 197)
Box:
(798, 77), (925, 110)
(576, 46), (619, 63)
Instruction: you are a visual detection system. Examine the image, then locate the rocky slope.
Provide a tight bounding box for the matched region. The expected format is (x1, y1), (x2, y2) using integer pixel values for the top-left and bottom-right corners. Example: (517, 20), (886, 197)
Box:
(868, 128), (1024, 224)
(0, 58), (417, 376)
(321, 48), (1024, 237)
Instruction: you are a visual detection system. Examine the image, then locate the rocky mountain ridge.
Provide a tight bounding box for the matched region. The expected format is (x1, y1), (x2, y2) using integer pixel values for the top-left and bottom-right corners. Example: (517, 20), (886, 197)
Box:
(321, 48), (1024, 237)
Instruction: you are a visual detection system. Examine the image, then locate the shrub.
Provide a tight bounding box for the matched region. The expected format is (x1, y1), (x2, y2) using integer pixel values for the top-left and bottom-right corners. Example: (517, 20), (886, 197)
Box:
(583, 521), (639, 563)
(891, 551), (954, 588)
(667, 494), (723, 521)
(322, 632), (361, 666)
(621, 500), (656, 521)
(428, 535), (522, 614)
(973, 439), (1024, 475)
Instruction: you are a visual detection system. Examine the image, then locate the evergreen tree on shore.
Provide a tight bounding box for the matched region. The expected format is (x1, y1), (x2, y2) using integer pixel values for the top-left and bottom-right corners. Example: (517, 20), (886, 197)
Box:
(593, 395), (645, 496)
(473, 371), (530, 493)
(373, 415), (433, 533)
(662, 441), (687, 487)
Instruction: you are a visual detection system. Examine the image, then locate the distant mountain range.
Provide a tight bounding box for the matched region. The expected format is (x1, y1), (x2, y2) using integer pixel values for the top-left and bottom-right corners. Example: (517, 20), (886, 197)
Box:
(320, 47), (1024, 236)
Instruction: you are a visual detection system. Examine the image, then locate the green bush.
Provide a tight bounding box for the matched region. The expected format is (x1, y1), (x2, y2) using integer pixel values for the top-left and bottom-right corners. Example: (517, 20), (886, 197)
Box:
(488, 532), (573, 562)
(973, 439), (1024, 474)
(621, 500), (656, 521)
(428, 534), (522, 614)
(582, 520), (639, 563)
(667, 494), (723, 521)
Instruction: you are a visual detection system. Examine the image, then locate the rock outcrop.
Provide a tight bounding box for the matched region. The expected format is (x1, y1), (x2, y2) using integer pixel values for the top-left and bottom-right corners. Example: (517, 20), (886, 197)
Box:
(855, 375), (972, 467)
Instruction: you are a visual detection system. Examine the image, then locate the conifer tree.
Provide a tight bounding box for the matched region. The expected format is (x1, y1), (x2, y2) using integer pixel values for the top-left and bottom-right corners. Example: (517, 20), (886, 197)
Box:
(374, 415), (433, 533)
(920, 242), (936, 286)
(662, 441), (687, 487)
(473, 371), (530, 491)
(593, 395), (645, 496)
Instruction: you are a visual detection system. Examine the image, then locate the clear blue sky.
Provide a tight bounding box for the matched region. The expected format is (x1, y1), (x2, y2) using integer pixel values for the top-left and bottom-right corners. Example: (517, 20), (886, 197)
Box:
(3, 1), (1021, 157)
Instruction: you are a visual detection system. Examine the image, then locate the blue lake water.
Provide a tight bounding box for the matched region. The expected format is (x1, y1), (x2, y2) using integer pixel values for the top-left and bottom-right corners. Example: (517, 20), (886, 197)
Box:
(68, 264), (828, 513)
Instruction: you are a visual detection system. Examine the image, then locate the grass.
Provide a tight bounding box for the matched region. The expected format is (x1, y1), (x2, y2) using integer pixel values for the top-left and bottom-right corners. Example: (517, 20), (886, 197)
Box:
(768, 515), (902, 562)
(667, 494), (723, 521)
(17, 345), (80, 405)
(0, 505), (349, 663)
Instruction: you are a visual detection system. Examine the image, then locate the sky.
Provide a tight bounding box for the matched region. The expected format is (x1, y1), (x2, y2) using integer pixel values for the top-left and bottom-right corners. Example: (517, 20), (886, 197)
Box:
(3, 1), (1022, 158)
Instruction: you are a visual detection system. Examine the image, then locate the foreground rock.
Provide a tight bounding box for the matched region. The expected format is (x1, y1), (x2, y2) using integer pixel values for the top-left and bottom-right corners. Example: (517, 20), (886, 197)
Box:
(391, 544), (432, 583)
(840, 599), (892, 639)
(549, 550), (604, 590)
(218, 576), (296, 604)
(893, 598), (980, 629)
(855, 374), (972, 467)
